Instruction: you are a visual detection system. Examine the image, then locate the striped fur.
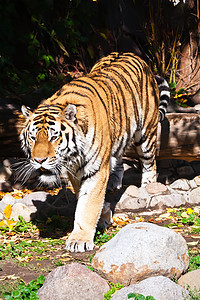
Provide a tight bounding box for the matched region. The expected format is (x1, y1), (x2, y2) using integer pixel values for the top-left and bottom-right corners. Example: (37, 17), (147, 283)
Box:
(20, 52), (169, 252)
(154, 75), (170, 122)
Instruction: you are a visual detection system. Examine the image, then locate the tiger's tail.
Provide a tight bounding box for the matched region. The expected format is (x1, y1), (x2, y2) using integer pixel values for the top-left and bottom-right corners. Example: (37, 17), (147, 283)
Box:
(155, 75), (170, 122)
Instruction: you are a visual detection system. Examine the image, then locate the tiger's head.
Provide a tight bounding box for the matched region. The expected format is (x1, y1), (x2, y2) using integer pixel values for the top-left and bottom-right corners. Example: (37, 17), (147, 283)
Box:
(18, 104), (83, 186)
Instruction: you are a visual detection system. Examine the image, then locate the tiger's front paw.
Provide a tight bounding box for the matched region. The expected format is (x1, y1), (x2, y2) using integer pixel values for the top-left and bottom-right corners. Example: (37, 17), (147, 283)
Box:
(65, 231), (94, 252)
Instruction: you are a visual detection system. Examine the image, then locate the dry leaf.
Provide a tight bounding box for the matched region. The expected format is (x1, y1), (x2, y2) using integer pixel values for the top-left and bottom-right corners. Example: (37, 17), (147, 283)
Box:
(0, 220), (6, 227)
(4, 204), (12, 219)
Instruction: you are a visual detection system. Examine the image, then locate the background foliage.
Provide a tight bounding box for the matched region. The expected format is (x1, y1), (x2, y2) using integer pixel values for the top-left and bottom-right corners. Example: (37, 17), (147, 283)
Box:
(0, 0), (199, 105)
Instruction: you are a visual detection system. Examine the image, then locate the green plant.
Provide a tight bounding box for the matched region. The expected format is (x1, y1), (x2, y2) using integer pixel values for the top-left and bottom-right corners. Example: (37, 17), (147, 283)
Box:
(165, 207), (200, 233)
(0, 216), (37, 234)
(0, 278), (21, 299)
(3, 275), (45, 300)
(186, 286), (200, 300)
(104, 282), (123, 300)
(94, 230), (118, 247)
(128, 294), (156, 300)
(53, 259), (64, 267)
(188, 255), (200, 272)
(169, 82), (189, 108)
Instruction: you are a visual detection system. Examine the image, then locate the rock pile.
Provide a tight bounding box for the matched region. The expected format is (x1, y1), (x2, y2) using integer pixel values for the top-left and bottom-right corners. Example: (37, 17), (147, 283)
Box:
(1, 177), (200, 223)
(36, 222), (193, 299)
(116, 178), (200, 213)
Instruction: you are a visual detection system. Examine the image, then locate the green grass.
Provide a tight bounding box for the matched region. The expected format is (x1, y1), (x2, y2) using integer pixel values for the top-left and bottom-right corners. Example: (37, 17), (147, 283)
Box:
(128, 294), (156, 300)
(0, 278), (22, 299)
(104, 282), (123, 300)
(0, 239), (65, 260)
(188, 254), (200, 272)
(2, 275), (45, 300)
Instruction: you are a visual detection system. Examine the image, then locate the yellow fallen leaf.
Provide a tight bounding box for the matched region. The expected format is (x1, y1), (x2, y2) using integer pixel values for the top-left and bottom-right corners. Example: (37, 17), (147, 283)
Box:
(6, 219), (17, 230)
(0, 219), (17, 230)
(4, 204), (12, 219)
(0, 220), (6, 227)
(166, 208), (174, 213)
(186, 208), (194, 215)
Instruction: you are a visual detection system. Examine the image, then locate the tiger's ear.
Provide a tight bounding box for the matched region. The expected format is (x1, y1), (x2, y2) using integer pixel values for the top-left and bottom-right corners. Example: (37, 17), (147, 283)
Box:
(65, 104), (77, 121)
(21, 105), (32, 118)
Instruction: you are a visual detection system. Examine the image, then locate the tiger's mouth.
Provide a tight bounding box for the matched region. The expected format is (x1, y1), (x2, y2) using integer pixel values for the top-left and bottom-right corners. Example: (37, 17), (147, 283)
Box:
(39, 167), (53, 176)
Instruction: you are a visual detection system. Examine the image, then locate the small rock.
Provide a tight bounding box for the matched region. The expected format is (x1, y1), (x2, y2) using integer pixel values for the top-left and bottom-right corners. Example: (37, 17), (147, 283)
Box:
(145, 182), (168, 194)
(115, 186), (150, 211)
(189, 187), (200, 204)
(0, 194), (16, 214)
(111, 276), (190, 300)
(115, 196), (147, 211)
(194, 176), (200, 186)
(150, 193), (187, 209)
(188, 179), (198, 189)
(23, 191), (49, 207)
(1, 194), (16, 205)
(92, 222), (189, 286)
(22, 192), (50, 218)
(169, 179), (190, 191)
(178, 269), (200, 291)
(125, 185), (140, 197)
(37, 263), (109, 300)
(10, 203), (33, 222)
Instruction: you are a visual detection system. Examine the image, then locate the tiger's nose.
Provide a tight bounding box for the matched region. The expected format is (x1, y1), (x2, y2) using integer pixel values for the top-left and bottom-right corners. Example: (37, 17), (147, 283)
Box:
(34, 157), (47, 164)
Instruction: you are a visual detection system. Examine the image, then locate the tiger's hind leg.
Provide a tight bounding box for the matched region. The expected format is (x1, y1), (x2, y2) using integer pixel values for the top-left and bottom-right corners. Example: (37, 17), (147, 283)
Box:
(97, 202), (113, 229)
(106, 157), (124, 193)
(135, 130), (157, 187)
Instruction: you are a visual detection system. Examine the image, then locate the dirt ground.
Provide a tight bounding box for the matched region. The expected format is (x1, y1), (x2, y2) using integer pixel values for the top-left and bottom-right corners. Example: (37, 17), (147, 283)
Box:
(0, 207), (200, 288)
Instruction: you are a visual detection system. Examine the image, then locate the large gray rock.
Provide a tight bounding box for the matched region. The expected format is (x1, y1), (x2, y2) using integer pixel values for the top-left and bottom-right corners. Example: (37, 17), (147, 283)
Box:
(111, 276), (190, 300)
(92, 222), (189, 285)
(37, 263), (109, 300)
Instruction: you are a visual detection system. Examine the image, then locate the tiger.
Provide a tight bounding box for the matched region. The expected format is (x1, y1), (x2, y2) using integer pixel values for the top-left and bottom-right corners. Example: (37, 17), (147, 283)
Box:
(19, 52), (170, 252)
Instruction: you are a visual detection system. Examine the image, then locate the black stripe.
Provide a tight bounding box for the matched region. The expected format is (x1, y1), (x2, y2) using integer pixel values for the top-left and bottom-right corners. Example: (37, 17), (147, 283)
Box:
(73, 79), (108, 114)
